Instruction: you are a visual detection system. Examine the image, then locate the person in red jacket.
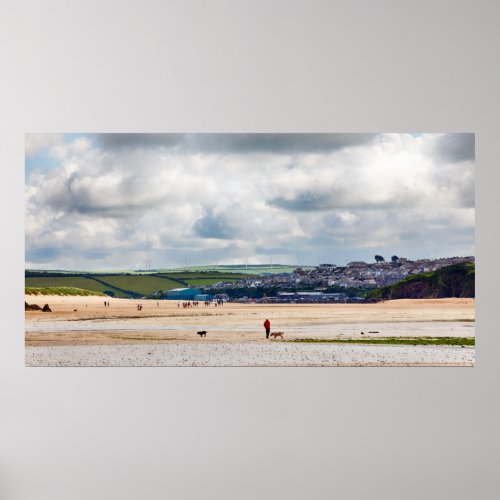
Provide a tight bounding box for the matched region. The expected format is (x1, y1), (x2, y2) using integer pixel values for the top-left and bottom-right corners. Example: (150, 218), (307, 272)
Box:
(264, 318), (271, 339)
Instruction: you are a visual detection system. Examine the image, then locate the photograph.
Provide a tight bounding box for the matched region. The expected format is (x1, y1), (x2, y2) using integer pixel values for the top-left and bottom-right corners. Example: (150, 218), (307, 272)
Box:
(25, 133), (475, 366)
(5, 1), (498, 498)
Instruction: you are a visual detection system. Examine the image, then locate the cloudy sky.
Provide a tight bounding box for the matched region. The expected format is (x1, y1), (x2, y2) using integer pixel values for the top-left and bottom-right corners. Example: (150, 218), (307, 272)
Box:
(25, 133), (475, 270)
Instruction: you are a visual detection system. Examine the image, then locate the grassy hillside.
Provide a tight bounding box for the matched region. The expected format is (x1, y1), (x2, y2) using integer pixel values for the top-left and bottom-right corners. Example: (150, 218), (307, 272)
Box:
(94, 275), (182, 296)
(157, 271), (247, 280)
(25, 271), (248, 298)
(183, 278), (238, 286)
(366, 262), (475, 300)
(25, 276), (113, 294)
(26, 287), (106, 296)
(158, 265), (307, 275)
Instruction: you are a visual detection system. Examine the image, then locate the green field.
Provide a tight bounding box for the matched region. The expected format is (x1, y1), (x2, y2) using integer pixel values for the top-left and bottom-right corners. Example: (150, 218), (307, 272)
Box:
(156, 272), (247, 288)
(25, 276), (113, 294)
(95, 275), (182, 295)
(183, 278), (241, 286)
(157, 265), (308, 275)
(25, 271), (248, 298)
(26, 275), (181, 298)
(157, 272), (247, 280)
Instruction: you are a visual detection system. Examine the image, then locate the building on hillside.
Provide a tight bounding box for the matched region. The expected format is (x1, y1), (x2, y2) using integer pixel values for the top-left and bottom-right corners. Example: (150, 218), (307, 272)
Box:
(194, 293), (213, 301)
(276, 291), (348, 302)
(347, 261), (368, 268)
(166, 288), (202, 300)
(319, 263), (336, 270)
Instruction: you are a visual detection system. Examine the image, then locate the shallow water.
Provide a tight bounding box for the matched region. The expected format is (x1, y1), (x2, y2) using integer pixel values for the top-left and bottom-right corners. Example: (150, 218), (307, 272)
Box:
(25, 319), (475, 338)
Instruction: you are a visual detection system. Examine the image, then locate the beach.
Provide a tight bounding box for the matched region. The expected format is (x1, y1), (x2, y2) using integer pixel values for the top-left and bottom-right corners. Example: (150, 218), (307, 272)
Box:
(25, 296), (475, 366)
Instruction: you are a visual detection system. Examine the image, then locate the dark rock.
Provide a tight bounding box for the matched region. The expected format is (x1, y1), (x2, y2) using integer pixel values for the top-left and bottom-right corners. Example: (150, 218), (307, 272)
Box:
(42, 304), (52, 312)
(25, 302), (42, 311)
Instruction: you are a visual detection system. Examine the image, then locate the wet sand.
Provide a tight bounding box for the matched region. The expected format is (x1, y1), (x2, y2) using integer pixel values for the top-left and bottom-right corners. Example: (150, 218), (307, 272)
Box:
(25, 295), (475, 366)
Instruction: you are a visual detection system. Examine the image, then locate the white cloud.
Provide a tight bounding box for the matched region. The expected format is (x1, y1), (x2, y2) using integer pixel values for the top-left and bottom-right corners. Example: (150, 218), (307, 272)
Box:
(25, 134), (475, 269)
(25, 133), (64, 156)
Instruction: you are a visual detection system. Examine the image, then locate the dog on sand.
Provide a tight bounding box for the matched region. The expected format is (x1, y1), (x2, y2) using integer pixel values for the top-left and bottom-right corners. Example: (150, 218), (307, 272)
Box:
(197, 330), (207, 337)
(269, 331), (284, 340)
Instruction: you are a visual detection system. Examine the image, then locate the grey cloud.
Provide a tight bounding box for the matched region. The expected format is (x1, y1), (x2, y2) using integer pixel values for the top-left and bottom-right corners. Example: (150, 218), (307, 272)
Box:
(41, 172), (161, 218)
(192, 210), (235, 239)
(159, 244), (241, 262)
(26, 247), (62, 262)
(255, 245), (303, 255)
(269, 192), (334, 211)
(93, 133), (378, 155)
(268, 190), (419, 212)
(188, 133), (378, 154)
(458, 182), (475, 208)
(398, 230), (423, 241)
(83, 249), (111, 260)
(94, 134), (185, 150)
(432, 133), (475, 163)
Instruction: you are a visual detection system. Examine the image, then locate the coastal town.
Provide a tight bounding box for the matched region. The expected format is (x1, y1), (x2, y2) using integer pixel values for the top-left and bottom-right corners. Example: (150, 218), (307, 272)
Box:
(201, 256), (475, 302)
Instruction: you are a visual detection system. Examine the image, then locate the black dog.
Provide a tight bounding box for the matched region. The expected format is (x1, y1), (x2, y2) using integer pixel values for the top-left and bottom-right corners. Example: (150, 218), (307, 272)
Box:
(197, 331), (207, 337)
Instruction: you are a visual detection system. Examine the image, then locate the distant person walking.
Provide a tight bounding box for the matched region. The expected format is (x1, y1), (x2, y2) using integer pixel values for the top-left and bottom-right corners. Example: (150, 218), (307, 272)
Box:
(264, 318), (271, 339)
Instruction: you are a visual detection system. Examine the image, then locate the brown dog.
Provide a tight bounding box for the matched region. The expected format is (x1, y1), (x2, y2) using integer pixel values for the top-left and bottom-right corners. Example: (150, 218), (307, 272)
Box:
(269, 332), (284, 340)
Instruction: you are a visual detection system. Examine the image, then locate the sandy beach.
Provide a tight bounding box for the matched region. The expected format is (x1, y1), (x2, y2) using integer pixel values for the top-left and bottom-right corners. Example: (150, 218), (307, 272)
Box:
(25, 343), (474, 367)
(25, 295), (475, 366)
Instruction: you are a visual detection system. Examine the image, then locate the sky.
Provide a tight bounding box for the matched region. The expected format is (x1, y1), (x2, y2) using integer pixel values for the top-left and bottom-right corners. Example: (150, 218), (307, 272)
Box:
(25, 133), (475, 270)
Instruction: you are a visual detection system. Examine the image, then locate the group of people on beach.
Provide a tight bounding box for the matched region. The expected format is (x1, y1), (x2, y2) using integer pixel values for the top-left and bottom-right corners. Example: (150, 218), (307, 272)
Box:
(106, 299), (272, 339)
(102, 299), (227, 311)
(177, 300), (225, 309)
(179, 301), (199, 309)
